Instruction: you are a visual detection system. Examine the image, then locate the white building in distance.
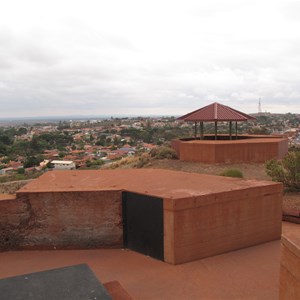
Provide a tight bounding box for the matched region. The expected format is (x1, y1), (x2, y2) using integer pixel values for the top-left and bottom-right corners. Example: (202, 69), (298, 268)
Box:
(51, 160), (76, 170)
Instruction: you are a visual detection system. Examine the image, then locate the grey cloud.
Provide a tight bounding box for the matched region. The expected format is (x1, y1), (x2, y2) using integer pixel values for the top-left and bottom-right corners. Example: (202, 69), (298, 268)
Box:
(1, 0), (300, 117)
(281, 1), (300, 21)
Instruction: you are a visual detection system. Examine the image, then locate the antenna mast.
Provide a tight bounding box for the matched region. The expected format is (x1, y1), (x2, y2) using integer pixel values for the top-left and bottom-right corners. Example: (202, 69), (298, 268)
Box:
(258, 98), (262, 114)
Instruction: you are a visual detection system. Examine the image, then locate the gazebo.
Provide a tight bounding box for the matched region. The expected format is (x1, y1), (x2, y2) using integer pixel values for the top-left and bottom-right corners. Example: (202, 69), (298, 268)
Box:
(177, 102), (256, 140)
(172, 102), (288, 163)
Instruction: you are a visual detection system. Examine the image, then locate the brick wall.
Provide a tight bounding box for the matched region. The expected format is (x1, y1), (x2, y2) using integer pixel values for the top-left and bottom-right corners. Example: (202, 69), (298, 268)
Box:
(0, 190), (122, 250)
(0, 197), (30, 250)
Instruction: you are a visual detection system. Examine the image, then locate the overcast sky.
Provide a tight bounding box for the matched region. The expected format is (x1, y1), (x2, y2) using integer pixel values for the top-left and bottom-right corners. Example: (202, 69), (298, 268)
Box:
(0, 0), (300, 118)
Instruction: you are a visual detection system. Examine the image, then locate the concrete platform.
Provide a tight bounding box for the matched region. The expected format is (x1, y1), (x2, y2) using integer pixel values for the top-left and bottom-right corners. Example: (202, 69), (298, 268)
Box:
(18, 168), (277, 196)
(0, 169), (282, 264)
(0, 235), (284, 299)
(172, 135), (288, 163)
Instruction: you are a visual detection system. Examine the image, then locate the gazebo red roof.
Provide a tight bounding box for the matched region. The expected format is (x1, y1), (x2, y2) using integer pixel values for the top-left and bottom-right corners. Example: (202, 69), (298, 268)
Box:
(178, 102), (256, 122)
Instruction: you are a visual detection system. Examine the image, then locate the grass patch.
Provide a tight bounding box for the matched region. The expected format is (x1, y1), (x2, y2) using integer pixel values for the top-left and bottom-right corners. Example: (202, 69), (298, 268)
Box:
(0, 171), (44, 183)
(219, 168), (243, 178)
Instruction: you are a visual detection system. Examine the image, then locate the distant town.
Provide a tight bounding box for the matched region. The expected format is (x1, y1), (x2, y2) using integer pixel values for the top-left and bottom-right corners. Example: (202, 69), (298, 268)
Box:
(0, 113), (299, 180)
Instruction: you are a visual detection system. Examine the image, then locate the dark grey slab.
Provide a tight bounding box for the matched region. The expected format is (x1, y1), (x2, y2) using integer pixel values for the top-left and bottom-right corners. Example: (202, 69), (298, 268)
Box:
(0, 264), (112, 300)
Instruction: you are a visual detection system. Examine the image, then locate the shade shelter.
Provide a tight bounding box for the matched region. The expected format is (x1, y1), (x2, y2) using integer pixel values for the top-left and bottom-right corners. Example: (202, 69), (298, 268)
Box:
(177, 102), (256, 140)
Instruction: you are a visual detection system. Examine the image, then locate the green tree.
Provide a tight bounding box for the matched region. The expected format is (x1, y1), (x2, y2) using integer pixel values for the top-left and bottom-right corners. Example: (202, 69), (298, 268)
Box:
(0, 143), (7, 155)
(0, 135), (12, 145)
(59, 152), (66, 158)
(24, 155), (44, 168)
(266, 150), (300, 191)
(12, 140), (32, 156)
(16, 127), (28, 135)
(17, 168), (25, 174)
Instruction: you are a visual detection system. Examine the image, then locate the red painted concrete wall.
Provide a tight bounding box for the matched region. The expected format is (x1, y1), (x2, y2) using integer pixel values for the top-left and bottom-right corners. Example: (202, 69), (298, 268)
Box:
(280, 231), (300, 299)
(0, 191), (122, 250)
(0, 169), (283, 266)
(180, 142), (216, 163)
(172, 136), (288, 163)
(171, 139), (181, 158)
(278, 139), (289, 159)
(164, 184), (282, 264)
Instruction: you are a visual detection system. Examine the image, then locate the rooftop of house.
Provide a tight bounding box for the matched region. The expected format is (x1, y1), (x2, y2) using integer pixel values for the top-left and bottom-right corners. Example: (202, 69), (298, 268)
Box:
(18, 169), (281, 200)
(51, 160), (74, 165)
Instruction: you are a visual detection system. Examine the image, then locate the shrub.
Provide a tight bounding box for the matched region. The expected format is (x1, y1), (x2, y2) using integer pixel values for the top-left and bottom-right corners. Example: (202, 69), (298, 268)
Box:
(150, 146), (177, 159)
(134, 154), (150, 168)
(109, 156), (136, 169)
(86, 159), (104, 168)
(17, 168), (25, 174)
(219, 168), (243, 178)
(109, 154), (150, 169)
(265, 151), (300, 191)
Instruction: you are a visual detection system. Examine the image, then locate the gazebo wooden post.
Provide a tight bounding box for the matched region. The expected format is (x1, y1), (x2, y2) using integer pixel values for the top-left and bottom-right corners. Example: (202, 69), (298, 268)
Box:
(229, 121), (232, 140)
(200, 121), (204, 140)
(194, 121), (197, 140)
(235, 121), (238, 138)
(214, 122), (217, 140)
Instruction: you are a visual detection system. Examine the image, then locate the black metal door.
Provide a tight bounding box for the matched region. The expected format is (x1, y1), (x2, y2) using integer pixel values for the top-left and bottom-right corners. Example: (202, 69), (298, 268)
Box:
(122, 192), (164, 261)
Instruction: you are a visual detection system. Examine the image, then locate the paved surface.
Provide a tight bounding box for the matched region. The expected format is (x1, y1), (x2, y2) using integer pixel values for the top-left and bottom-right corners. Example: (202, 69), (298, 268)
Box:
(0, 264), (111, 300)
(0, 241), (282, 299)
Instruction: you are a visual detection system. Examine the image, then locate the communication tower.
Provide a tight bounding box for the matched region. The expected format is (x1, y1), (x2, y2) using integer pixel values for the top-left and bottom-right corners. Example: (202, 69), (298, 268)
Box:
(258, 98), (262, 114)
